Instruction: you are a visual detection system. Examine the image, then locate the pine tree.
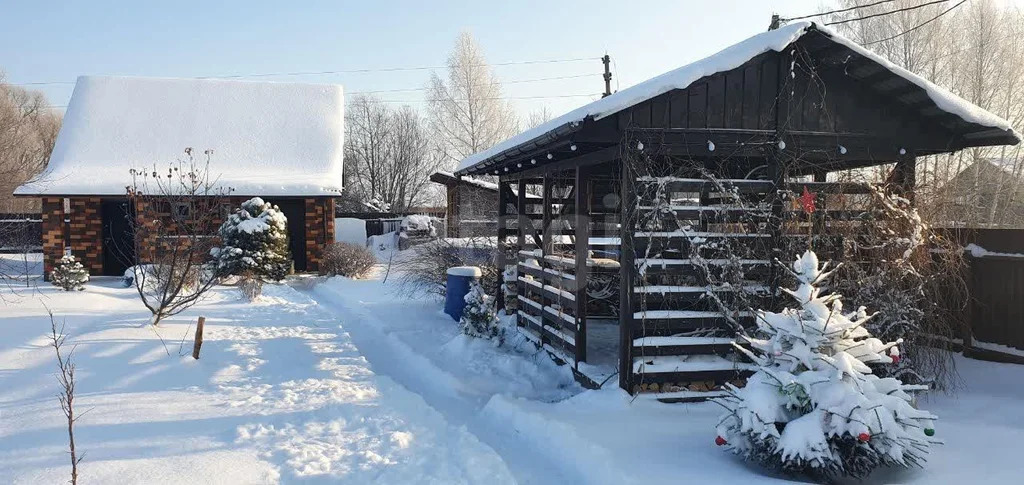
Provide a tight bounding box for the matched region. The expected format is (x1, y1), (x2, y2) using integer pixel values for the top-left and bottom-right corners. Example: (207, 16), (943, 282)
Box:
(211, 197), (291, 283)
(715, 251), (938, 480)
(460, 280), (502, 342)
(50, 254), (89, 291)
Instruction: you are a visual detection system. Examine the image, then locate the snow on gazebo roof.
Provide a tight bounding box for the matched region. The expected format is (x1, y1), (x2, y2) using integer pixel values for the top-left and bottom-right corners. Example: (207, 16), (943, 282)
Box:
(455, 21), (1016, 175)
(16, 76), (344, 196)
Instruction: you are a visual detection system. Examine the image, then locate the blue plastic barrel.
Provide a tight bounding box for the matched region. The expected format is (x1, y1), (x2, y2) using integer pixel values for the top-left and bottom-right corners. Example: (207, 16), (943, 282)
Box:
(444, 266), (482, 321)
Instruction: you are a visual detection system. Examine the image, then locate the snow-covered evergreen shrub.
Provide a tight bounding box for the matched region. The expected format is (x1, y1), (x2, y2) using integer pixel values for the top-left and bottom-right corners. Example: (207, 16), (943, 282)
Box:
(50, 254), (89, 291)
(211, 197), (292, 283)
(319, 242), (376, 278)
(501, 264), (517, 312)
(715, 251), (938, 481)
(460, 280), (503, 343)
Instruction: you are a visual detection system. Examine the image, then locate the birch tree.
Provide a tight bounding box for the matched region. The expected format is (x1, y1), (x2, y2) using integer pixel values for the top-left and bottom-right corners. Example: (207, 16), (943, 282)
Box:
(426, 32), (519, 166)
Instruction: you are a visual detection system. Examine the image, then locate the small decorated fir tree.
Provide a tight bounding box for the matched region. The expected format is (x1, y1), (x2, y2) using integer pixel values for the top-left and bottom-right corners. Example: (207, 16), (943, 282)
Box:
(51, 254), (89, 291)
(715, 251), (938, 480)
(211, 197), (292, 288)
(461, 280), (502, 342)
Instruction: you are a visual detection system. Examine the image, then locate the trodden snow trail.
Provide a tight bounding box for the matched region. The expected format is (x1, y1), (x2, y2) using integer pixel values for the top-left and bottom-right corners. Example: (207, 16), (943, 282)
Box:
(299, 277), (588, 485)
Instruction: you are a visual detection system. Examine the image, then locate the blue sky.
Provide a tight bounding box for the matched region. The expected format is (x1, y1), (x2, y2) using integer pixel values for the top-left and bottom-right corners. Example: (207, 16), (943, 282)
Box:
(2, 0), (822, 118)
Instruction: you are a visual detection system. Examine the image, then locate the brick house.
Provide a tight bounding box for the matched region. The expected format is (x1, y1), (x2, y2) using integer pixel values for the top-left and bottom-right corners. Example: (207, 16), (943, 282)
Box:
(429, 171), (539, 238)
(14, 76), (343, 276)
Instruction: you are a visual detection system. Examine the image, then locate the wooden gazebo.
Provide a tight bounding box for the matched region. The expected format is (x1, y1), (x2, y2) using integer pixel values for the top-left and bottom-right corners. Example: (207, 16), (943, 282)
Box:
(453, 22), (1018, 398)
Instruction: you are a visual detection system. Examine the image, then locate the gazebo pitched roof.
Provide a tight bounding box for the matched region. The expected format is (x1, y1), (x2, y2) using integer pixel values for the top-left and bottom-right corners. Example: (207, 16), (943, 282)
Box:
(456, 21), (1018, 176)
(16, 76), (345, 196)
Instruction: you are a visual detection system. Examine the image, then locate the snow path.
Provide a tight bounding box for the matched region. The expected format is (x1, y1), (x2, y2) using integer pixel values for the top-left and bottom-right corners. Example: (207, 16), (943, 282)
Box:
(0, 280), (515, 484)
(302, 277), (588, 484)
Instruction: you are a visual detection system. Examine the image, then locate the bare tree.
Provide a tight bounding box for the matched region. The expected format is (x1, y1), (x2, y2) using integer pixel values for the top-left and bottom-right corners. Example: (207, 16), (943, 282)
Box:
(829, 0), (1024, 227)
(48, 310), (82, 485)
(525, 107), (554, 130)
(344, 95), (445, 211)
(0, 74), (62, 214)
(426, 32), (519, 167)
(126, 149), (231, 325)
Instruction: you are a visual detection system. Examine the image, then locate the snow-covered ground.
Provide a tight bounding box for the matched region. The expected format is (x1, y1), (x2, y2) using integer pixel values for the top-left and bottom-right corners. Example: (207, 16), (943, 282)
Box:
(2, 259), (1024, 483)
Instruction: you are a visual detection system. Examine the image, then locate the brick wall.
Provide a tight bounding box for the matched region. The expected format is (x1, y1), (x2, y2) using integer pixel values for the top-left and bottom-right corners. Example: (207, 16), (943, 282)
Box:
(40, 197), (64, 276)
(304, 197), (335, 272)
(68, 197), (104, 275)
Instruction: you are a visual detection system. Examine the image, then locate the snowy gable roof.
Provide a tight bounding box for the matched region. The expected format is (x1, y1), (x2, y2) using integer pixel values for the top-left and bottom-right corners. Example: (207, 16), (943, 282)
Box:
(455, 21), (1017, 175)
(16, 76), (344, 196)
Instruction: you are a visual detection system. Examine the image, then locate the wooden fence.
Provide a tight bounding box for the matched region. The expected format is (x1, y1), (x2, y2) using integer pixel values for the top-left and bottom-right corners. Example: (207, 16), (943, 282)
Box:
(0, 213), (42, 253)
(938, 228), (1024, 364)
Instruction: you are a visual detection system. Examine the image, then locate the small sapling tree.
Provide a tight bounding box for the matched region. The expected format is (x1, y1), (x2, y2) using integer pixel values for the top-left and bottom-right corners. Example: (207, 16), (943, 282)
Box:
(126, 148), (231, 325)
(48, 310), (82, 485)
(50, 254), (89, 291)
(715, 251), (938, 481)
(460, 280), (503, 342)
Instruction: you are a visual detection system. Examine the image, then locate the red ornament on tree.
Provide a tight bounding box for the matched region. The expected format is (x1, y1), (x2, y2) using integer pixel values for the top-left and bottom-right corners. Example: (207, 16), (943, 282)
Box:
(891, 354), (901, 364)
(858, 432), (871, 442)
(799, 186), (816, 214)
(715, 436), (727, 446)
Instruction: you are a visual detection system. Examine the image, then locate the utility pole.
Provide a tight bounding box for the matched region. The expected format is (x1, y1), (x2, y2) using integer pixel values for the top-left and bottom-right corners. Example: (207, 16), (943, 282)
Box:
(769, 14), (781, 30)
(601, 54), (613, 97)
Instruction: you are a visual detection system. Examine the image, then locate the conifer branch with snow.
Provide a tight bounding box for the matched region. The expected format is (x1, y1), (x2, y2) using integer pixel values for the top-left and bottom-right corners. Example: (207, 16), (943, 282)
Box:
(715, 250), (938, 481)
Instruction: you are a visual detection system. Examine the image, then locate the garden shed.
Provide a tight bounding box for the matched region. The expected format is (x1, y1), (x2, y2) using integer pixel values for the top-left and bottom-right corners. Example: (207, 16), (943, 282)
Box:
(453, 21), (1019, 398)
(14, 76), (344, 276)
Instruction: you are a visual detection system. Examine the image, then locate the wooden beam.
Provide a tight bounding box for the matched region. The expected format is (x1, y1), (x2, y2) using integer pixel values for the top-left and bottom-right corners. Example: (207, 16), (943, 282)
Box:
(517, 179), (527, 250)
(618, 163), (635, 393)
(542, 175), (553, 255)
(497, 178), (509, 310)
(574, 166), (591, 366)
(504, 146), (620, 180)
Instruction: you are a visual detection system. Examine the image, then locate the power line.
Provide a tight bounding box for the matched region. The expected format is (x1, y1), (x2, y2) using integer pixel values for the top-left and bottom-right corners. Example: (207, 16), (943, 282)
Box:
(863, 0), (968, 45)
(349, 72), (600, 96)
(825, 0), (951, 26)
(782, 0), (899, 22)
(10, 56), (598, 87)
(42, 92), (603, 110)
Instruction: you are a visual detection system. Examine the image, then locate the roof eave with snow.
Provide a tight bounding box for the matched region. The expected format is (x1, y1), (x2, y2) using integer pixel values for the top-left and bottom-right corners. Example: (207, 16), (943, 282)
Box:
(455, 21), (1018, 176)
(15, 76), (345, 197)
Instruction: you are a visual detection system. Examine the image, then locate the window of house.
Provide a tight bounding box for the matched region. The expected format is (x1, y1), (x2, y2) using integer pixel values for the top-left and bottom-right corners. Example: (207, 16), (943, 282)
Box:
(171, 202), (191, 221)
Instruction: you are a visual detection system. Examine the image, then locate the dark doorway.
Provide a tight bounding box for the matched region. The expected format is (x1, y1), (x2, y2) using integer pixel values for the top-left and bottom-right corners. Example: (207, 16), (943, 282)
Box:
(101, 199), (136, 276)
(264, 198), (307, 272)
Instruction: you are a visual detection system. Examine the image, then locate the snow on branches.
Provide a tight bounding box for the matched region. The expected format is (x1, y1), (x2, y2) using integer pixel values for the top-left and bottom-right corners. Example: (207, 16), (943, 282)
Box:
(715, 250), (938, 481)
(211, 197), (292, 294)
(50, 254), (89, 291)
(460, 280), (503, 343)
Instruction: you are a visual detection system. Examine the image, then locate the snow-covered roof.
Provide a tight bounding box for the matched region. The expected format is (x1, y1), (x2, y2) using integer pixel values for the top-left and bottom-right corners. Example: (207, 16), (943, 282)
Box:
(456, 21), (1016, 175)
(16, 76), (344, 196)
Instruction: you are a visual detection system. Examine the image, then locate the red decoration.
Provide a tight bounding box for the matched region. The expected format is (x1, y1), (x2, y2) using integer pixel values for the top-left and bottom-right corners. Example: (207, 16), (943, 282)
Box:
(858, 433), (871, 442)
(799, 187), (817, 214)
(891, 354), (901, 364)
(715, 436), (727, 446)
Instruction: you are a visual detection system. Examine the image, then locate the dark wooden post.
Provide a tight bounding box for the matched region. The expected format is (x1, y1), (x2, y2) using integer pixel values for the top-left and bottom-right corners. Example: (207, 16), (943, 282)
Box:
(497, 178), (509, 310)
(618, 162), (635, 392)
(517, 178), (528, 250)
(192, 316), (206, 359)
(542, 175), (554, 255)
(574, 166), (592, 366)
(813, 170), (827, 236)
(895, 150), (917, 204)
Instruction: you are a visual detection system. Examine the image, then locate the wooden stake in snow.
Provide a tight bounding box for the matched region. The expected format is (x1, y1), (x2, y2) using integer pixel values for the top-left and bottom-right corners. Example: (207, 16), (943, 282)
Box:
(192, 316), (205, 360)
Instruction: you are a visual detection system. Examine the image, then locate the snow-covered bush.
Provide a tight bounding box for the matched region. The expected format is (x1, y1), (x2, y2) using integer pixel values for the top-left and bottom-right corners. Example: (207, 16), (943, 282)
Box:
(50, 254), (89, 291)
(394, 236), (499, 299)
(715, 251), (938, 481)
(211, 197), (292, 288)
(460, 280), (503, 343)
(319, 242), (376, 278)
(826, 185), (965, 387)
